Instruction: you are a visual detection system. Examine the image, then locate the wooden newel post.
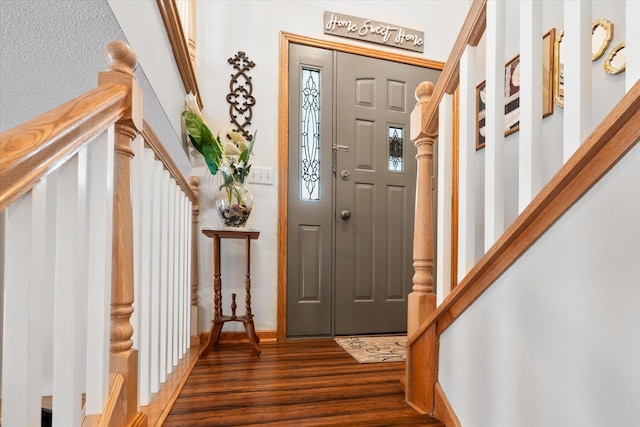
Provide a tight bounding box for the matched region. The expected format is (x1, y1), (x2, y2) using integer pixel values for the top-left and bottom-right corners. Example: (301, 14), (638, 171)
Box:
(98, 40), (143, 424)
(408, 81), (438, 338)
(189, 176), (200, 345)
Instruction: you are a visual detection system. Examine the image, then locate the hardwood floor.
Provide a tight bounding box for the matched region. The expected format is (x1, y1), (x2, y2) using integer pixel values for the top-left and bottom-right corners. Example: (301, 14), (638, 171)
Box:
(164, 338), (444, 426)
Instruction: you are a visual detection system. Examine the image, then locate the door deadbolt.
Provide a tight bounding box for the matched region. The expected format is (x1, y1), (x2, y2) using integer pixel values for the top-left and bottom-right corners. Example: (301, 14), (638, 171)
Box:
(340, 210), (351, 220)
(340, 170), (351, 180)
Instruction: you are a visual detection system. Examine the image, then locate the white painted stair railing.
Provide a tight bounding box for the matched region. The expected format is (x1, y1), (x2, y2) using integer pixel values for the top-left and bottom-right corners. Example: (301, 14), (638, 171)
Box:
(0, 41), (199, 426)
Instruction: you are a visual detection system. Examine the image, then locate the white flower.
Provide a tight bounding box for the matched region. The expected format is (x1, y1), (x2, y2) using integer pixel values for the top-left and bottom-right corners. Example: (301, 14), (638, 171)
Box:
(227, 131), (249, 151)
(223, 142), (242, 156)
(185, 92), (205, 122)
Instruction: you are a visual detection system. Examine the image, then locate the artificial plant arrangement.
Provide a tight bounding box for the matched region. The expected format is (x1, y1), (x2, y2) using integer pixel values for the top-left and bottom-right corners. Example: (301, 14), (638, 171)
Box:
(183, 93), (257, 226)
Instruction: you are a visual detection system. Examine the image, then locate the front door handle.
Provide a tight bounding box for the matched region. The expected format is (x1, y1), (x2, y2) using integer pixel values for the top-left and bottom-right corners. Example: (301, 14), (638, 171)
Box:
(340, 210), (351, 220)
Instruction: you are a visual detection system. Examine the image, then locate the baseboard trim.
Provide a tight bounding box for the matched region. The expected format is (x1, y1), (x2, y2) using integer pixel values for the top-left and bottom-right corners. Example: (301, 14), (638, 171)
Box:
(200, 330), (277, 345)
(434, 381), (461, 427)
(190, 334), (200, 346)
(140, 345), (201, 427)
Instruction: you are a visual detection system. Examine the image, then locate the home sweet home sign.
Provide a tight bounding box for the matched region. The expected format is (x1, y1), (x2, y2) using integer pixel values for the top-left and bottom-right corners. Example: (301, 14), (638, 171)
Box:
(323, 11), (424, 53)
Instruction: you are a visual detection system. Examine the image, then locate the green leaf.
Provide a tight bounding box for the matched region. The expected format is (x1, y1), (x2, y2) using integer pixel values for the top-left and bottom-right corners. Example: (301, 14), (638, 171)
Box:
(201, 143), (220, 175)
(183, 111), (224, 176)
(239, 131), (257, 164)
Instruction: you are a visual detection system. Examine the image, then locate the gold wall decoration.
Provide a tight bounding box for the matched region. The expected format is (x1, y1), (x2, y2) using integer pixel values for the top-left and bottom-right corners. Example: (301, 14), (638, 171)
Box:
(604, 42), (626, 75)
(553, 29), (564, 108)
(592, 19), (614, 61)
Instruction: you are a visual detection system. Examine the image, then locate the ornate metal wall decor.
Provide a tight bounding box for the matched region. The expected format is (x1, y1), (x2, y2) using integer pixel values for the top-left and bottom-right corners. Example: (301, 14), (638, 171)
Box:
(227, 51), (256, 140)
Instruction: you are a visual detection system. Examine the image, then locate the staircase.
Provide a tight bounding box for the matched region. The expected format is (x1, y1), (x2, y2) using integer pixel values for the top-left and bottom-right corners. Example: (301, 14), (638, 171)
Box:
(404, 1), (640, 426)
(0, 41), (200, 426)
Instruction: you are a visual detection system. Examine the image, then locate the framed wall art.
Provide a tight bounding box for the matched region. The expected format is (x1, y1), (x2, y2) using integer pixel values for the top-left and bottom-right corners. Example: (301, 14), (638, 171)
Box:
(477, 29), (555, 150)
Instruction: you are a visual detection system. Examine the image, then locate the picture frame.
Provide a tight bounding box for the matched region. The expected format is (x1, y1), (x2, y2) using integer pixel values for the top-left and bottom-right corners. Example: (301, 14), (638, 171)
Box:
(477, 29), (555, 150)
(554, 29), (564, 107)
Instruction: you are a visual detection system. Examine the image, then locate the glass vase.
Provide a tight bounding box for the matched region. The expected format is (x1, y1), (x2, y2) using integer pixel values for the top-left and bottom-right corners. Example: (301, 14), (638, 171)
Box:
(214, 181), (253, 227)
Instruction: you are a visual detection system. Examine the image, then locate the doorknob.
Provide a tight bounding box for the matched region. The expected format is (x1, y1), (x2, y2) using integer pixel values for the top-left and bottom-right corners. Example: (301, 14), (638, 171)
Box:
(340, 210), (351, 220)
(340, 170), (351, 180)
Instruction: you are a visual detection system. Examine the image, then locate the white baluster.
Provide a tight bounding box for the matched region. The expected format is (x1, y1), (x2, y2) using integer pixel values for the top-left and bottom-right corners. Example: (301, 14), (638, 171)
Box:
(437, 94), (454, 305)
(458, 47), (478, 280)
(485, 0), (506, 251)
(159, 169), (170, 383)
(52, 149), (87, 427)
(150, 161), (163, 393)
(85, 130), (114, 415)
(137, 147), (156, 405)
(2, 182), (46, 426)
(174, 184), (181, 365)
(178, 192), (186, 357)
(167, 179), (176, 372)
(42, 174), (59, 395)
(131, 135), (144, 353)
(519, 0), (543, 212)
(563, 0), (592, 161)
(627, 0), (640, 90)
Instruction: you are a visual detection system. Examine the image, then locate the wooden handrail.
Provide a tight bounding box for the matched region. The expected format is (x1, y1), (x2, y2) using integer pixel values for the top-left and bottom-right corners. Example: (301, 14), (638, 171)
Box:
(141, 119), (197, 203)
(0, 84), (128, 212)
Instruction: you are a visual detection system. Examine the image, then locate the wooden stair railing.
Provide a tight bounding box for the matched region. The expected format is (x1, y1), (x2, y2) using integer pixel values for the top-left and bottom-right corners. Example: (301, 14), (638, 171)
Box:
(101, 40), (145, 426)
(405, 0), (640, 419)
(404, 0), (486, 415)
(407, 77), (640, 417)
(0, 40), (200, 426)
(406, 0), (486, 337)
(1, 40), (142, 426)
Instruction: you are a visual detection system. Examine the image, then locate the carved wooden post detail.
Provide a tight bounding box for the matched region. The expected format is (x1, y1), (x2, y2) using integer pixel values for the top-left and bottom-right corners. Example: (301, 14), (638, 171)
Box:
(189, 176), (200, 345)
(98, 40), (143, 424)
(408, 81), (438, 337)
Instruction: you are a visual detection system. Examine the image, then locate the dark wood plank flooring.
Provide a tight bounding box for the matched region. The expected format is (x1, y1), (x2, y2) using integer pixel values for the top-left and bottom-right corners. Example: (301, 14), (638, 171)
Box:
(164, 338), (444, 426)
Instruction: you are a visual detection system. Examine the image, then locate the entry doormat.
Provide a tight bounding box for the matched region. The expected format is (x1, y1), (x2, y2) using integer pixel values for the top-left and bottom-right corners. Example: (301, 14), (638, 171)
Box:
(334, 335), (406, 363)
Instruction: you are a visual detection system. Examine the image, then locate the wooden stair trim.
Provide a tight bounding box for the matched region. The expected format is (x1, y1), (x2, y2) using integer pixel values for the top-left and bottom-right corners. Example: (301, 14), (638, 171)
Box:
(141, 119), (196, 203)
(127, 412), (148, 427)
(141, 346), (201, 427)
(0, 83), (128, 212)
(96, 373), (126, 427)
(156, 0), (202, 108)
(434, 382), (461, 427)
(406, 324), (438, 413)
(280, 32), (445, 70)
(408, 79), (640, 346)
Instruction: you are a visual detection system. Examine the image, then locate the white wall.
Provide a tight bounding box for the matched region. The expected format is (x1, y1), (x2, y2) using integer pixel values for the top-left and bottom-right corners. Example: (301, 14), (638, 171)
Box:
(107, 0), (192, 175)
(191, 0), (467, 333)
(439, 142), (640, 426)
(0, 0), (191, 177)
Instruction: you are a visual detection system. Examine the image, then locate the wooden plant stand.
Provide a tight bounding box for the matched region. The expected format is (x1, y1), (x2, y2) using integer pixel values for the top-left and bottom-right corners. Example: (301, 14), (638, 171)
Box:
(200, 227), (261, 356)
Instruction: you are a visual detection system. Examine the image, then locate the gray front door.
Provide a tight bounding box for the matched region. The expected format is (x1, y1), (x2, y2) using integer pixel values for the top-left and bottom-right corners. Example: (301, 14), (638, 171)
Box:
(287, 44), (440, 337)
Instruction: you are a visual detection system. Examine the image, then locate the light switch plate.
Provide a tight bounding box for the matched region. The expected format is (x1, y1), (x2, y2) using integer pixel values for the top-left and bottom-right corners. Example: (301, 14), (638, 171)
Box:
(248, 166), (274, 185)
